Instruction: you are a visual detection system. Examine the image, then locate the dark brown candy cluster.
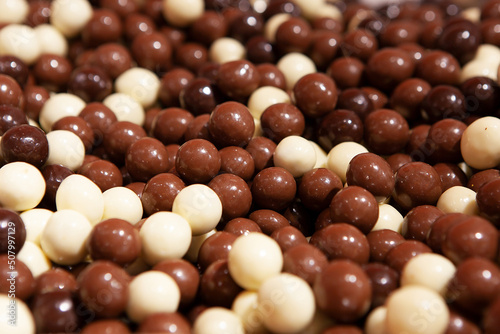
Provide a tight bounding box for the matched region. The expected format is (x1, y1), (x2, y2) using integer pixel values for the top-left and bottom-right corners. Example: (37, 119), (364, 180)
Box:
(2, 0), (500, 334)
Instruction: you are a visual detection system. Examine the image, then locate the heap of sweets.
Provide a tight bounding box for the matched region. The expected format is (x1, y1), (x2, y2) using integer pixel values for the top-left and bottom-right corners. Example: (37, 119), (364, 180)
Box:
(1, 0), (500, 333)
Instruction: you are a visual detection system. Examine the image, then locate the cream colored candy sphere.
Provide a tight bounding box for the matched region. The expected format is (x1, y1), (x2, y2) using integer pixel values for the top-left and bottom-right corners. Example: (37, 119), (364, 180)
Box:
(461, 116), (500, 170)
(0, 162), (45, 211)
(162, 0), (204, 27)
(127, 270), (181, 323)
(257, 273), (316, 333)
(228, 232), (283, 290)
(0, 295), (35, 334)
(172, 184), (223, 236)
(193, 307), (245, 334)
(401, 253), (456, 296)
(274, 136), (317, 177)
(40, 209), (92, 265)
(56, 174), (104, 226)
(140, 211), (192, 265)
(385, 285), (449, 334)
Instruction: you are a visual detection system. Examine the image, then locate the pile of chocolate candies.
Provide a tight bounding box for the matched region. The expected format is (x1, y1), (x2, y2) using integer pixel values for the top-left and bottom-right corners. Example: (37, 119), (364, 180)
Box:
(3, 0), (500, 333)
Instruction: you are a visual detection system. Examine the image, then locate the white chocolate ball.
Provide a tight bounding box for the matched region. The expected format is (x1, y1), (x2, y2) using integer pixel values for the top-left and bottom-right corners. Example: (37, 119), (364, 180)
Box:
(40, 209), (92, 265)
(101, 187), (143, 225)
(371, 204), (405, 233)
(313, 3), (343, 21)
(127, 270), (181, 323)
(114, 67), (161, 109)
(232, 291), (267, 334)
(209, 37), (246, 64)
(103, 92), (145, 126)
(16, 241), (51, 278)
(162, 0), (204, 27)
(0, 0), (29, 24)
(39, 93), (86, 132)
(228, 232), (283, 290)
(326, 141), (368, 183)
(185, 229), (216, 263)
(461, 59), (499, 82)
(264, 13), (291, 42)
(0, 294), (35, 334)
(385, 286), (449, 334)
(140, 211), (192, 265)
(0, 162), (45, 211)
(277, 52), (317, 90)
(50, 0), (93, 38)
(45, 130), (86, 171)
(56, 174), (104, 225)
(436, 186), (479, 215)
(401, 253), (456, 296)
(0, 24), (41, 65)
(193, 307), (245, 334)
(291, 0), (324, 19)
(20, 208), (53, 247)
(248, 86), (291, 119)
(257, 273), (316, 333)
(365, 306), (388, 334)
(34, 24), (68, 57)
(172, 184), (223, 236)
(461, 116), (500, 169)
(274, 136), (317, 177)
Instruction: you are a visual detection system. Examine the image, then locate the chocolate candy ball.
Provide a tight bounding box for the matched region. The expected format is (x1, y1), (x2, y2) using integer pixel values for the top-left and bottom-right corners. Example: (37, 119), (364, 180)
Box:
(393, 162), (442, 211)
(447, 257), (500, 314)
(32, 290), (81, 333)
(0, 209), (26, 254)
(200, 259), (242, 308)
(313, 260), (372, 322)
(363, 108), (410, 155)
(1, 124), (48, 167)
(442, 216), (498, 264)
(283, 243), (328, 286)
(293, 72), (338, 118)
(77, 261), (131, 318)
(137, 312), (191, 334)
(251, 167), (296, 211)
(175, 138), (221, 183)
(260, 103), (305, 143)
(329, 186), (379, 234)
(87, 218), (141, 266)
(141, 173), (185, 215)
(0, 255), (35, 301)
(125, 137), (170, 182)
(310, 223), (370, 264)
(208, 101), (255, 147)
(346, 153), (395, 200)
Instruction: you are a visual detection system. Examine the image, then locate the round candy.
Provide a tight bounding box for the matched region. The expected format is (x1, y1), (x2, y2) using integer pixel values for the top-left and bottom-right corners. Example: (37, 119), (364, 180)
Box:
(162, 0), (204, 27)
(102, 187), (143, 225)
(193, 307), (244, 334)
(172, 184), (223, 236)
(140, 211), (192, 265)
(0, 294), (35, 334)
(127, 270), (181, 323)
(461, 116), (500, 170)
(0, 162), (45, 211)
(40, 209), (92, 265)
(386, 286), (449, 334)
(16, 241), (51, 278)
(114, 67), (161, 108)
(103, 92), (145, 126)
(45, 130), (86, 171)
(56, 174), (104, 226)
(228, 232), (283, 290)
(326, 141), (368, 183)
(50, 0), (93, 38)
(0, 24), (41, 65)
(274, 135), (316, 178)
(400, 253), (456, 296)
(257, 273), (315, 333)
